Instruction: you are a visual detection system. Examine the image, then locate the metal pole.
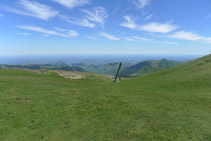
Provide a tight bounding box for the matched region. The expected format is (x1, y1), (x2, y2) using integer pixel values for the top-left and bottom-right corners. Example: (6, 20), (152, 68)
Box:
(114, 62), (122, 82)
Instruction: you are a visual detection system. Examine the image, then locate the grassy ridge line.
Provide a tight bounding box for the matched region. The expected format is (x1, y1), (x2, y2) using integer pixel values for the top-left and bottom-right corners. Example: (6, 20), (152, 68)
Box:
(116, 54), (211, 140)
(120, 59), (180, 77)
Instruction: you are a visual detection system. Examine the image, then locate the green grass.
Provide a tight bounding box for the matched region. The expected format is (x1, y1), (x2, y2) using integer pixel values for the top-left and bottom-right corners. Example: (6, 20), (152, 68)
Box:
(0, 55), (211, 140)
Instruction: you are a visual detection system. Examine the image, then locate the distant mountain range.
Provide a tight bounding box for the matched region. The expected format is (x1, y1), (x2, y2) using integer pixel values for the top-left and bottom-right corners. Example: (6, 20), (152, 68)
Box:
(0, 59), (181, 77)
(0, 64), (87, 72)
(80, 62), (131, 76)
(120, 59), (180, 77)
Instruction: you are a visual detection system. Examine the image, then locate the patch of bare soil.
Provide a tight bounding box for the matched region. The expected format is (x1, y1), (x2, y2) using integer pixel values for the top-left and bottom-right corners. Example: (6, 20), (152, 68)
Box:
(51, 70), (86, 79)
(9, 89), (15, 94)
(71, 89), (80, 93)
(15, 98), (24, 103)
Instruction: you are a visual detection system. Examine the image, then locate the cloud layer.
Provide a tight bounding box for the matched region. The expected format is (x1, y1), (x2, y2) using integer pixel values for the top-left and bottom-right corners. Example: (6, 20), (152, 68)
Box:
(120, 16), (137, 29)
(60, 7), (108, 28)
(99, 33), (120, 40)
(81, 7), (108, 26)
(60, 15), (95, 28)
(17, 25), (78, 37)
(121, 16), (178, 33)
(51, 0), (90, 8)
(130, 0), (151, 9)
(3, 0), (59, 20)
(86, 36), (97, 39)
(169, 31), (211, 43)
(1, 0), (210, 46)
(139, 22), (179, 33)
(125, 36), (153, 42)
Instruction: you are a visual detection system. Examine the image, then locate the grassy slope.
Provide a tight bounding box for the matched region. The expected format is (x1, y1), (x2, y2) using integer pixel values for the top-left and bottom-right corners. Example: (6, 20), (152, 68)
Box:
(120, 59), (179, 77)
(117, 54), (211, 140)
(82, 62), (131, 76)
(0, 55), (211, 140)
(131, 66), (163, 77)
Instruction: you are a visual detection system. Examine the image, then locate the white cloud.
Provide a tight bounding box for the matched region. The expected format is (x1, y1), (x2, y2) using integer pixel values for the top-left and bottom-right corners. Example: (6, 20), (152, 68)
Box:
(205, 14), (211, 19)
(16, 25), (78, 37)
(99, 33), (120, 40)
(53, 27), (66, 32)
(120, 16), (178, 33)
(120, 16), (137, 29)
(203, 37), (211, 43)
(168, 31), (204, 41)
(138, 22), (179, 33)
(60, 15), (95, 28)
(2, 0), (58, 20)
(18, 32), (30, 36)
(86, 36), (97, 39)
(124, 36), (153, 42)
(67, 30), (79, 37)
(51, 0), (90, 8)
(145, 14), (152, 20)
(42, 34), (50, 37)
(145, 32), (154, 36)
(168, 30), (211, 44)
(81, 7), (108, 25)
(130, 0), (151, 9)
(164, 41), (178, 45)
(133, 36), (153, 41)
(60, 7), (107, 28)
(125, 37), (136, 41)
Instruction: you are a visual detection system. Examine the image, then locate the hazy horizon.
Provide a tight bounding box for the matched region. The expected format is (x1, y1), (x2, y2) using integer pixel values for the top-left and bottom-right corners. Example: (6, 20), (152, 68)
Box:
(0, 54), (204, 65)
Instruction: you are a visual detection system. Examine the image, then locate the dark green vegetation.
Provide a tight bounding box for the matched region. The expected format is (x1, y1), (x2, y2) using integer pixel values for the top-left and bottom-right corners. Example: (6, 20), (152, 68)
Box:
(0, 55), (211, 140)
(1, 64), (87, 72)
(120, 59), (180, 77)
(80, 62), (131, 76)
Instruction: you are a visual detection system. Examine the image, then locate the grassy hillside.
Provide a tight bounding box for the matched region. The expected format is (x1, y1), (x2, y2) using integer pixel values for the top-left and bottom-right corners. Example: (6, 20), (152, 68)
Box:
(117, 54), (211, 140)
(0, 55), (210, 140)
(81, 62), (131, 76)
(120, 59), (180, 77)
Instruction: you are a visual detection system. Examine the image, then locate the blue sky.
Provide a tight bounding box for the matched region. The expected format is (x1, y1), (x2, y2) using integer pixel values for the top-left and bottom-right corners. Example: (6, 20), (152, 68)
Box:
(0, 0), (211, 55)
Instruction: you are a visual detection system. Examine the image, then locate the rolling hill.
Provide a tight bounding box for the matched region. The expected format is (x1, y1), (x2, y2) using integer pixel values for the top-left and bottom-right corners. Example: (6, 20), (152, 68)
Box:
(120, 59), (180, 77)
(0, 59), (180, 77)
(81, 62), (131, 76)
(0, 55), (210, 140)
